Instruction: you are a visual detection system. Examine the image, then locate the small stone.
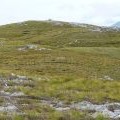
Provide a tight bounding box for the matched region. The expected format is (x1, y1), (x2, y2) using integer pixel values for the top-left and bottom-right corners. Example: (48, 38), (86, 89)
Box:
(10, 92), (24, 96)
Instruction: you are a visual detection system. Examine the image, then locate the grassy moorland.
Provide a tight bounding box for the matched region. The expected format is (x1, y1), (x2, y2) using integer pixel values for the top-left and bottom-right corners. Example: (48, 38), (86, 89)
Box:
(0, 20), (120, 120)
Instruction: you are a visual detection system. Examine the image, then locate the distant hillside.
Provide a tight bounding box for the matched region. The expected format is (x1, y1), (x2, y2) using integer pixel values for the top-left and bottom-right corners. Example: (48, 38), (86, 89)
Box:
(0, 20), (120, 47)
(112, 21), (120, 28)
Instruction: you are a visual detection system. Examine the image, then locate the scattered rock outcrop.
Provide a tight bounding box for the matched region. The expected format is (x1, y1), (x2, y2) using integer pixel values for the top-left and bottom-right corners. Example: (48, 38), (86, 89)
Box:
(40, 99), (120, 119)
(71, 101), (120, 119)
(18, 44), (51, 51)
(0, 74), (119, 119)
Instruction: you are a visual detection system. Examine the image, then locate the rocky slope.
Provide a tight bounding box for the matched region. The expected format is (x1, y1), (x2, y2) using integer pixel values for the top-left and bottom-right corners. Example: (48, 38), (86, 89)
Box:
(0, 20), (120, 120)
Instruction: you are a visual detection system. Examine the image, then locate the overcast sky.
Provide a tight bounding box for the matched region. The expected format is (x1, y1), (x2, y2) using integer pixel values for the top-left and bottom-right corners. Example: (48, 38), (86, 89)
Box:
(0, 0), (120, 26)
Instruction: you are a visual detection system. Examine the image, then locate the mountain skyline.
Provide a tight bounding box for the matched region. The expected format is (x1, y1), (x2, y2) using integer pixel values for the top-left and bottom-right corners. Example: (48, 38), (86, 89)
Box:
(112, 21), (120, 28)
(0, 19), (120, 28)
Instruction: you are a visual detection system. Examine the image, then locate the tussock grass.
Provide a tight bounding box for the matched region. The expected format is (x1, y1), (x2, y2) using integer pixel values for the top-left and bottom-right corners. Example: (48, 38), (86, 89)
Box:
(0, 21), (119, 119)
